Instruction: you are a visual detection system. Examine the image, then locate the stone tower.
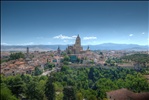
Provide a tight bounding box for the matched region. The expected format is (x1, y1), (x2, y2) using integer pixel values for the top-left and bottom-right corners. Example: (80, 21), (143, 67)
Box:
(87, 45), (90, 50)
(57, 46), (61, 55)
(74, 34), (83, 54)
(75, 34), (81, 47)
(25, 47), (31, 62)
(66, 34), (83, 54)
(27, 47), (29, 56)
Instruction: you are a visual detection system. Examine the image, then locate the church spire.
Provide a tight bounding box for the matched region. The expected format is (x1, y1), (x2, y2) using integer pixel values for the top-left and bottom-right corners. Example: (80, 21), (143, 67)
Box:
(57, 46), (60, 50)
(27, 47), (29, 55)
(87, 45), (90, 50)
(77, 34), (80, 39)
(57, 46), (61, 55)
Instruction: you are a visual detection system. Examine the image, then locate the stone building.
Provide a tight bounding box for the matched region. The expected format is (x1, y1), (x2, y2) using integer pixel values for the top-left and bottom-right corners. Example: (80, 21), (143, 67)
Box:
(66, 34), (83, 54)
(57, 46), (61, 55)
(25, 47), (31, 62)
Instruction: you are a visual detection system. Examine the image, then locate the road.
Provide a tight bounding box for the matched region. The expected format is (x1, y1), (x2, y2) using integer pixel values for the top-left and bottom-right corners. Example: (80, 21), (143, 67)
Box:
(41, 67), (61, 76)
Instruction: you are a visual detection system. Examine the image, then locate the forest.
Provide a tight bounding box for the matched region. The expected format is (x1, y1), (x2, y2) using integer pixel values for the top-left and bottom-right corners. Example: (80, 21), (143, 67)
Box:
(1, 66), (149, 100)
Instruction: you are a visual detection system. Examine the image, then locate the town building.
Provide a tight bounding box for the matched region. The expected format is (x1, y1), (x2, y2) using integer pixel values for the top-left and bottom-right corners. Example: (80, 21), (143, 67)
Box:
(106, 88), (149, 100)
(25, 47), (31, 62)
(57, 46), (61, 55)
(66, 34), (83, 54)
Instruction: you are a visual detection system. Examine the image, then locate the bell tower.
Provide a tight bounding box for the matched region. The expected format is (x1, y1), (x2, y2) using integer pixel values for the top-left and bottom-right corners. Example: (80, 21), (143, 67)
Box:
(57, 46), (61, 55)
(75, 34), (81, 47)
(74, 34), (83, 54)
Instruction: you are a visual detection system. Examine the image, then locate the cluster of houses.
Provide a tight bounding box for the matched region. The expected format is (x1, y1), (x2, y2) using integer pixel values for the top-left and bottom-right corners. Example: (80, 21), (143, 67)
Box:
(1, 48), (62, 77)
(1, 58), (34, 76)
(1, 41), (148, 77)
(1, 45), (106, 76)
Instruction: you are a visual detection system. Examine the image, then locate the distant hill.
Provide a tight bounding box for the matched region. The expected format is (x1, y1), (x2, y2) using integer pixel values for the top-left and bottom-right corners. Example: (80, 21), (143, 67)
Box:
(89, 43), (149, 51)
(1, 43), (148, 51)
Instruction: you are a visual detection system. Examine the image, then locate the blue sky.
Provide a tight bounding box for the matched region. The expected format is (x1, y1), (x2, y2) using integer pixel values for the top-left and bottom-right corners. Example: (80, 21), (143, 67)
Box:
(1, 1), (149, 45)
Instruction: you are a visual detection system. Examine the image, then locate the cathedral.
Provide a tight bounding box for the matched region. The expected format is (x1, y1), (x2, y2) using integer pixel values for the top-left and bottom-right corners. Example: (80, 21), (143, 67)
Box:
(66, 34), (83, 54)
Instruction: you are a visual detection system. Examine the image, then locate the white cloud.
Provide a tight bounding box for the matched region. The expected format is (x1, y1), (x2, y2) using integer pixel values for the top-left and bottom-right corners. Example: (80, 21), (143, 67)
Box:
(25, 42), (34, 45)
(72, 35), (77, 38)
(1, 42), (34, 45)
(142, 32), (145, 35)
(129, 34), (133, 37)
(83, 36), (97, 40)
(1, 43), (11, 45)
(16, 42), (34, 45)
(63, 40), (68, 43)
(53, 34), (77, 40)
(70, 42), (73, 44)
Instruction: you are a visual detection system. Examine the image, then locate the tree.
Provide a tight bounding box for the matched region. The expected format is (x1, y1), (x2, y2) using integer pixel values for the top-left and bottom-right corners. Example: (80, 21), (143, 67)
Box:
(99, 52), (103, 55)
(26, 80), (46, 100)
(63, 86), (76, 100)
(88, 67), (95, 81)
(61, 65), (69, 72)
(64, 55), (70, 62)
(7, 75), (25, 98)
(125, 73), (149, 92)
(26, 81), (37, 100)
(21, 74), (32, 84)
(88, 95), (97, 100)
(76, 92), (83, 100)
(122, 54), (149, 68)
(45, 77), (56, 100)
(9, 52), (25, 60)
(45, 63), (55, 70)
(34, 67), (43, 76)
(1, 83), (18, 100)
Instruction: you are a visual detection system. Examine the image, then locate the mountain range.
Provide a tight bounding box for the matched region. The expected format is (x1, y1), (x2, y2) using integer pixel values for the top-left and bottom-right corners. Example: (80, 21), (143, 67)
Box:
(1, 43), (149, 51)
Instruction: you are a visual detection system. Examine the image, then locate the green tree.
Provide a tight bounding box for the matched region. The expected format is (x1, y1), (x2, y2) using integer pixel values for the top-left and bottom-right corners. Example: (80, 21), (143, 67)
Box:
(34, 67), (43, 76)
(76, 92), (83, 100)
(64, 55), (70, 62)
(63, 86), (76, 100)
(61, 65), (69, 72)
(21, 74), (33, 84)
(45, 77), (56, 100)
(9, 52), (25, 60)
(88, 67), (95, 81)
(7, 75), (25, 98)
(1, 83), (18, 100)
(25, 80), (45, 100)
(88, 95), (97, 100)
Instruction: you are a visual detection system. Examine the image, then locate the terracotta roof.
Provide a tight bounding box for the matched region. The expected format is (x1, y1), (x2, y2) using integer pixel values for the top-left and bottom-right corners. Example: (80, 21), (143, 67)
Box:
(8, 64), (16, 68)
(107, 88), (134, 100)
(15, 61), (25, 65)
(106, 88), (149, 100)
(130, 93), (149, 100)
(144, 75), (149, 80)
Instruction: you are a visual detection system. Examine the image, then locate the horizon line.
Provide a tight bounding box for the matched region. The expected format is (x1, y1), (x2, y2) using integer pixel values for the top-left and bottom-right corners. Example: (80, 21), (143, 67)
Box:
(1, 42), (149, 46)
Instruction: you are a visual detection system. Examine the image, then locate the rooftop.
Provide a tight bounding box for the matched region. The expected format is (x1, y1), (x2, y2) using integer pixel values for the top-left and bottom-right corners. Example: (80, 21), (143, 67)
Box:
(106, 88), (149, 100)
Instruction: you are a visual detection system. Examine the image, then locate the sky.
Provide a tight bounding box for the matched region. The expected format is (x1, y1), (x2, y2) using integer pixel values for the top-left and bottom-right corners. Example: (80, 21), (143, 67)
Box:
(1, 1), (149, 45)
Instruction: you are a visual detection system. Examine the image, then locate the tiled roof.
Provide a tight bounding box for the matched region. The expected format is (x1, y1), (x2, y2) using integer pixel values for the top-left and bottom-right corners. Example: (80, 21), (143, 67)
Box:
(106, 88), (149, 100)
(9, 64), (16, 68)
(15, 61), (25, 65)
(107, 88), (134, 100)
(130, 93), (149, 100)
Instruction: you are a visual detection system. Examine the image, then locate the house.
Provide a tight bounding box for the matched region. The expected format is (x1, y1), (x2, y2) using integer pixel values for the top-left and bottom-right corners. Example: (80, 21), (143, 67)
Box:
(106, 88), (149, 100)
(69, 55), (77, 63)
